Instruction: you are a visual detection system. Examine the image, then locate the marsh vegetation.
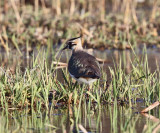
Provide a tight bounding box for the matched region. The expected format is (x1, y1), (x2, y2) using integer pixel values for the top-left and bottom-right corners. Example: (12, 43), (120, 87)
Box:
(0, 0), (160, 132)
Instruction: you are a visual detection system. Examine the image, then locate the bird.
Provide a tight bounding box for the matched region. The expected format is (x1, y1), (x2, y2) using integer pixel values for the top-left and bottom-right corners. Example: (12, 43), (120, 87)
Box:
(62, 36), (101, 86)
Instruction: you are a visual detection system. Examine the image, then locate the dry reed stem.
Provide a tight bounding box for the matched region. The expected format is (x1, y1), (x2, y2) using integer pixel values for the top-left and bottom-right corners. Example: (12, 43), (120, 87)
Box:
(78, 124), (88, 133)
(96, 57), (107, 64)
(53, 56), (106, 68)
(10, 0), (23, 33)
(126, 51), (131, 73)
(10, 0), (22, 24)
(68, 104), (73, 116)
(89, 0), (93, 13)
(150, 0), (158, 22)
(40, 0), (47, 14)
(124, 0), (130, 24)
(2, 25), (8, 43)
(35, 0), (39, 15)
(4, 0), (9, 13)
(131, 1), (139, 25)
(114, 23), (119, 45)
(8, 107), (19, 110)
(76, 23), (93, 38)
(100, 0), (105, 21)
(142, 19), (147, 35)
(55, 66), (67, 69)
(112, 0), (119, 12)
(141, 113), (160, 123)
(142, 124), (147, 132)
(124, 0), (131, 40)
(53, 61), (67, 66)
(56, 0), (61, 15)
(70, 0), (75, 16)
(153, 124), (160, 133)
(0, 34), (9, 54)
(141, 101), (160, 113)
(141, 113), (160, 133)
(68, 93), (73, 115)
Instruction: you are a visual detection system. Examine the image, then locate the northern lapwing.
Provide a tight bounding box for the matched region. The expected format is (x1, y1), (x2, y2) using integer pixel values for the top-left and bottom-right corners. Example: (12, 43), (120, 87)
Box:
(62, 36), (101, 85)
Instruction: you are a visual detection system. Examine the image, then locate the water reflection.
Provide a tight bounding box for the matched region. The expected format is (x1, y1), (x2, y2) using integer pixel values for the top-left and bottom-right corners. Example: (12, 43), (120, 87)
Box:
(0, 101), (160, 133)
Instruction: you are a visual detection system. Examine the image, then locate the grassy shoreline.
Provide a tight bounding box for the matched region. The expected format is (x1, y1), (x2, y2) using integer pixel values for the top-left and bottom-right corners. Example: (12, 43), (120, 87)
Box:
(0, 46), (159, 110)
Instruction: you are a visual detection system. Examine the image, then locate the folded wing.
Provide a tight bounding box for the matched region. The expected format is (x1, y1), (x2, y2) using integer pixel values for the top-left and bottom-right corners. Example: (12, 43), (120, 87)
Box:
(68, 51), (101, 79)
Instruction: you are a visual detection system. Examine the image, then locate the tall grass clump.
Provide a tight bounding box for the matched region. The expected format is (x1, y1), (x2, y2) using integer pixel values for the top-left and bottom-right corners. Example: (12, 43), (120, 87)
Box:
(0, 47), (160, 110)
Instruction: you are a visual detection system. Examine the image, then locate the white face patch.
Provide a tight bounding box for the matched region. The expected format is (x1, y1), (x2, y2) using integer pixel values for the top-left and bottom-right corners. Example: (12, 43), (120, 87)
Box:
(71, 45), (77, 50)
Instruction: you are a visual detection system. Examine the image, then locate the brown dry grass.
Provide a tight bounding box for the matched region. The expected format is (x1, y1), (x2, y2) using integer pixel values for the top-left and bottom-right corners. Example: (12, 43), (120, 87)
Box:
(0, 0), (160, 52)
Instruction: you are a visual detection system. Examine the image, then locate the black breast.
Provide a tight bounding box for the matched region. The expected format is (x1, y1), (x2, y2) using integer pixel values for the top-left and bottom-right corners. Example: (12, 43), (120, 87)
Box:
(68, 50), (101, 79)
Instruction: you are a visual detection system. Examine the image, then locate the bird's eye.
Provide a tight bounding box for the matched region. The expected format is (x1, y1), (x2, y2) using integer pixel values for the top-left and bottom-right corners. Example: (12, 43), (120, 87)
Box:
(68, 42), (72, 49)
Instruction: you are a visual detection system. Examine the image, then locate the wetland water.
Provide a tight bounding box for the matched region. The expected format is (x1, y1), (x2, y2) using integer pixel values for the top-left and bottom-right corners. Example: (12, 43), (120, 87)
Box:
(0, 48), (160, 132)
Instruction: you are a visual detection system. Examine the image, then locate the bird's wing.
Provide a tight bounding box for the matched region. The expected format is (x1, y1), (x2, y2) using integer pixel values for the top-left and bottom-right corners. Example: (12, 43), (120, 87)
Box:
(68, 51), (101, 79)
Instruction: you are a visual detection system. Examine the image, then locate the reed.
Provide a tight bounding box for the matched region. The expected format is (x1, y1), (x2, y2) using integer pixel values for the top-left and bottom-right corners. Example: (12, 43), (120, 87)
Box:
(0, 0), (160, 50)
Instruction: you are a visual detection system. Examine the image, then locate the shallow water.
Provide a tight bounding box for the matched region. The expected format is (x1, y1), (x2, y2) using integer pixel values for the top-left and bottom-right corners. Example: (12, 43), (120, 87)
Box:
(0, 101), (160, 133)
(0, 48), (160, 132)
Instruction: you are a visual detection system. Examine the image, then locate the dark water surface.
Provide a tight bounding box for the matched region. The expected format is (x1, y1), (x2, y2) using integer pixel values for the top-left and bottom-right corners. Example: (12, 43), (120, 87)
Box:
(0, 48), (160, 132)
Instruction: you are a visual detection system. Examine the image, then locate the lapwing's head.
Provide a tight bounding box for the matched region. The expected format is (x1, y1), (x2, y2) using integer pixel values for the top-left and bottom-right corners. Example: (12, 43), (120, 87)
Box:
(62, 36), (83, 51)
